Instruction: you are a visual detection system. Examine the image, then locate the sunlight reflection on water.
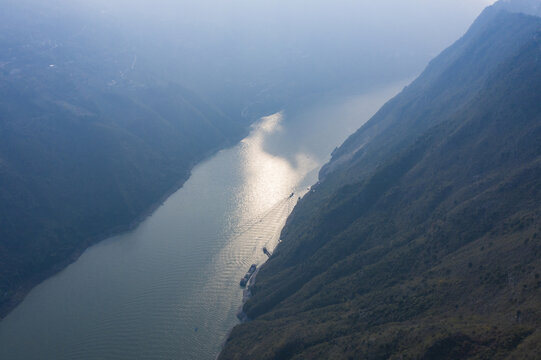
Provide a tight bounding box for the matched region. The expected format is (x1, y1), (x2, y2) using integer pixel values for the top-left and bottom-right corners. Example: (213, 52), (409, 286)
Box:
(238, 112), (318, 219)
(0, 83), (406, 360)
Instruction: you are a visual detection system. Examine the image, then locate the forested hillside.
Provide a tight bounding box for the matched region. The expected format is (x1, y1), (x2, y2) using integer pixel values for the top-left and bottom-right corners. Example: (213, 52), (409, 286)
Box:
(0, 2), (246, 317)
(220, 4), (541, 359)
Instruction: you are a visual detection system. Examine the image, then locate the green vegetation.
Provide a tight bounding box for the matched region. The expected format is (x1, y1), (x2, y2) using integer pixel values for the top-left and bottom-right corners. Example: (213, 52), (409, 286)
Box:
(220, 7), (541, 360)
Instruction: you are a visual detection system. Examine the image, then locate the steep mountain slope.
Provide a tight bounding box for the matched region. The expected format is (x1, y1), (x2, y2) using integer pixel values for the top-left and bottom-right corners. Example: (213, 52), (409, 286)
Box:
(0, 4), (245, 317)
(320, 4), (540, 183)
(498, 0), (541, 16)
(220, 5), (541, 360)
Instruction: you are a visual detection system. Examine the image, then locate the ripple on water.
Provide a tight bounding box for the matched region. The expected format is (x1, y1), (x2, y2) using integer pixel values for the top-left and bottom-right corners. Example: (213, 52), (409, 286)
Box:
(0, 85), (405, 360)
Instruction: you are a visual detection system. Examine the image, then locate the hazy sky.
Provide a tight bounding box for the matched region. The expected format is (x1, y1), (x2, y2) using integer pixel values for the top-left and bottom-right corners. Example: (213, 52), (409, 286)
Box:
(3, 0), (502, 116)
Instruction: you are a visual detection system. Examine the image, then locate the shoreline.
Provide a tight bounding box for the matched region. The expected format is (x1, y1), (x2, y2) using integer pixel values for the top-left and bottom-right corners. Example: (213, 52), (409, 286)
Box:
(217, 264), (263, 360)
(0, 133), (249, 321)
(236, 266), (261, 323)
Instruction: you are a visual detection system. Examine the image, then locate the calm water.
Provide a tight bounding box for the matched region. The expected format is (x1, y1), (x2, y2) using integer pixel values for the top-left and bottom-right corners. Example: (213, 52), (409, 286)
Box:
(0, 84), (404, 360)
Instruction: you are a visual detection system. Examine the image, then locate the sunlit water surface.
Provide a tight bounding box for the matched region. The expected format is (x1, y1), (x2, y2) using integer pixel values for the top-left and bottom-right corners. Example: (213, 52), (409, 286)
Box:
(0, 83), (405, 360)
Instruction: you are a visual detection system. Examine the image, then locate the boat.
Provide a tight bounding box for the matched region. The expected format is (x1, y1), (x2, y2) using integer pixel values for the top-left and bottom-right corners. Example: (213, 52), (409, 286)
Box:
(288, 192), (295, 198)
(263, 247), (272, 257)
(240, 264), (257, 287)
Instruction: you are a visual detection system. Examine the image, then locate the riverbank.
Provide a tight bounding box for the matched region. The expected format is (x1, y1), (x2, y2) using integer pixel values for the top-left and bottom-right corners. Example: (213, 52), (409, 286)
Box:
(0, 131), (249, 320)
(0, 83), (405, 322)
(0, 85), (406, 360)
(236, 265), (261, 323)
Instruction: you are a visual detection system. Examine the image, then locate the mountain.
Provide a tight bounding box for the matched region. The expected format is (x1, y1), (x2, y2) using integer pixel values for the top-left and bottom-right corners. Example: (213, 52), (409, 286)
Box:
(497, 0), (541, 16)
(219, 3), (541, 359)
(0, 0), (487, 321)
(0, 3), (247, 317)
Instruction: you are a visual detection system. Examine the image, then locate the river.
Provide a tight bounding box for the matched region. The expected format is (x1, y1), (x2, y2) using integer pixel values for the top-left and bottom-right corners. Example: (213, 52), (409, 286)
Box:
(0, 83), (405, 360)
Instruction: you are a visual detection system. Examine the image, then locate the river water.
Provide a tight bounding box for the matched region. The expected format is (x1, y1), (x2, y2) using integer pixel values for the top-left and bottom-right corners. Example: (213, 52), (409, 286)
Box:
(0, 84), (404, 360)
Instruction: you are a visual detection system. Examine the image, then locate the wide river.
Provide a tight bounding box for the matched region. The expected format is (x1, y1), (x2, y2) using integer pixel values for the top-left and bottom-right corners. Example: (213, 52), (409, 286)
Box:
(0, 84), (404, 360)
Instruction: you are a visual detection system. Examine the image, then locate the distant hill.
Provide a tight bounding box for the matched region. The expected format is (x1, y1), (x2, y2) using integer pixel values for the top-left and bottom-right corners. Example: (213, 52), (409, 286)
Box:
(497, 0), (541, 16)
(220, 3), (541, 359)
(0, 3), (247, 317)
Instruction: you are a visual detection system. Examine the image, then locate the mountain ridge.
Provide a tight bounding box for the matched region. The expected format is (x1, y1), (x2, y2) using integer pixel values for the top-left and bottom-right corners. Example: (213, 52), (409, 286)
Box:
(497, 0), (541, 16)
(0, 4), (249, 318)
(321, 4), (540, 182)
(219, 4), (541, 359)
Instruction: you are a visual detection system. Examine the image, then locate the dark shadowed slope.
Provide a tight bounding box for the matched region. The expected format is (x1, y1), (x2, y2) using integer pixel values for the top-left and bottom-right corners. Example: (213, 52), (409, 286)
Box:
(220, 5), (541, 360)
(0, 3), (246, 317)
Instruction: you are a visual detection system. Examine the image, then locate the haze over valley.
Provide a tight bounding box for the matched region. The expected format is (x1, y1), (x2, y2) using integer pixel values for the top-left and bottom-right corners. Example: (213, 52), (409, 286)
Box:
(1, 0), (541, 359)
